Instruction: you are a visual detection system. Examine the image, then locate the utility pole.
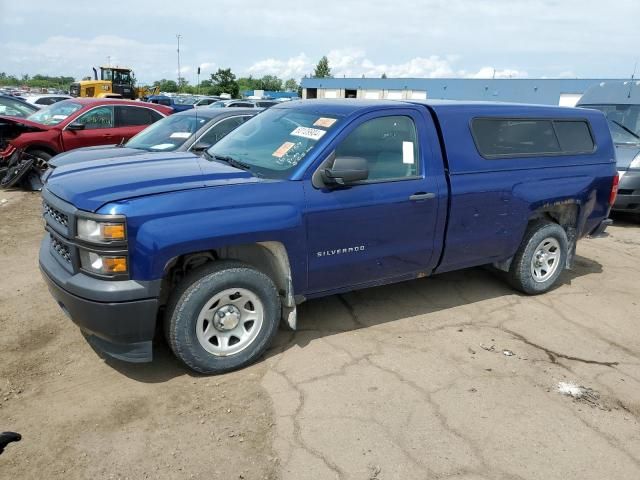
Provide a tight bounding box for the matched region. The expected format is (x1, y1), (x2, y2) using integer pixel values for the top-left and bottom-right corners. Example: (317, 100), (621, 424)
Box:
(176, 34), (182, 92)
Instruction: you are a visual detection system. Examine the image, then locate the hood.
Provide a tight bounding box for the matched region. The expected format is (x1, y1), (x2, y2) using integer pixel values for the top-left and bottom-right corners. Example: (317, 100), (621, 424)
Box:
(0, 115), (50, 132)
(49, 146), (143, 168)
(46, 152), (257, 212)
(615, 144), (640, 170)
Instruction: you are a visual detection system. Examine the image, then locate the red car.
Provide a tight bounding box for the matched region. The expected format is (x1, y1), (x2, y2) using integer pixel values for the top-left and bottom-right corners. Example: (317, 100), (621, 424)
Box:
(0, 98), (172, 175)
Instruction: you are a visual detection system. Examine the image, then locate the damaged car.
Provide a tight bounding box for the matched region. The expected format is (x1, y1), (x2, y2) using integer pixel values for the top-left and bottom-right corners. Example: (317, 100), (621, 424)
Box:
(0, 98), (172, 190)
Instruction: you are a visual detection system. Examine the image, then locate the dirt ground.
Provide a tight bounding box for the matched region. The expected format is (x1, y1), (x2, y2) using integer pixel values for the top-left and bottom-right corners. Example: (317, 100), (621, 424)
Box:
(1, 189), (639, 480)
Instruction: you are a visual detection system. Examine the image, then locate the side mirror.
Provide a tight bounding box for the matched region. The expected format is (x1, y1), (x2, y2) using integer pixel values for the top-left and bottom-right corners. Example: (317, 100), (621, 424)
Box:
(66, 121), (85, 131)
(190, 141), (212, 153)
(323, 156), (369, 185)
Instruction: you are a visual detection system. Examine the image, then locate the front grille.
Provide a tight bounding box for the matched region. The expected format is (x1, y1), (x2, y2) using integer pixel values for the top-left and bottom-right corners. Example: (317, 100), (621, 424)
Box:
(50, 234), (72, 264)
(43, 201), (69, 228)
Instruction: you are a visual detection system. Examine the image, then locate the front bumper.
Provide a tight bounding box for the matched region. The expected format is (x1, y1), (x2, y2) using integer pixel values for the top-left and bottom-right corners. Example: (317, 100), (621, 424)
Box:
(613, 170), (640, 212)
(39, 237), (160, 363)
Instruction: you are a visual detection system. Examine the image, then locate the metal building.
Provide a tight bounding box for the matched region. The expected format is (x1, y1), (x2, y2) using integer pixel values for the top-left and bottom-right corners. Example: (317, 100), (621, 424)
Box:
(300, 78), (628, 106)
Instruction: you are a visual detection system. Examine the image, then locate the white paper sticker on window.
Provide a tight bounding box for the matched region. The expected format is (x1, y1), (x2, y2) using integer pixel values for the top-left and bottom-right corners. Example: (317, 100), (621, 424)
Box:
(150, 143), (175, 150)
(170, 132), (191, 139)
(290, 126), (326, 141)
(402, 141), (414, 164)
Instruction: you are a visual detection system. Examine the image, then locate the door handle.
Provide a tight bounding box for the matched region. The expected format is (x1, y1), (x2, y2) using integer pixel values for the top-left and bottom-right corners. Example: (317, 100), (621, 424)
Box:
(409, 192), (435, 201)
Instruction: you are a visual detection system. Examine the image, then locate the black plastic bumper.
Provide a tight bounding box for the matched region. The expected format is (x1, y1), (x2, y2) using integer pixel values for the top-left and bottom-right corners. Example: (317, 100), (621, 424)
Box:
(39, 239), (160, 363)
(613, 170), (640, 212)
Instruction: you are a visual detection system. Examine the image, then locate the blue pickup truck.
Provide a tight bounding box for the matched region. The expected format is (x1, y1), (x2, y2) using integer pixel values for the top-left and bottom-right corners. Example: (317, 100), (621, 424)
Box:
(39, 100), (616, 374)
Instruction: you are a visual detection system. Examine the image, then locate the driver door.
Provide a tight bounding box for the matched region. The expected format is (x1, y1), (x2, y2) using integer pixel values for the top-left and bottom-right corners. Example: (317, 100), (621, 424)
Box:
(62, 106), (116, 150)
(303, 111), (441, 294)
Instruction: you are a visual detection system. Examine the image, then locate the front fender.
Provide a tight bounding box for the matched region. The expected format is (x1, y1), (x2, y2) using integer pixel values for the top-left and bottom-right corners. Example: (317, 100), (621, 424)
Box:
(102, 182), (308, 290)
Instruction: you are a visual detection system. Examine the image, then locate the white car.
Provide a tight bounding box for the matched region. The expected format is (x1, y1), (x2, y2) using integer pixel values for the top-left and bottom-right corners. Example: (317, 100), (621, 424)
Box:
(25, 94), (73, 108)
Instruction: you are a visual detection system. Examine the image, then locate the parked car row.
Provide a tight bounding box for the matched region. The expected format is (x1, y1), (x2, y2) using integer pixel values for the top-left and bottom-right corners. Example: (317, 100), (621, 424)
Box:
(0, 98), (172, 190)
(49, 107), (260, 169)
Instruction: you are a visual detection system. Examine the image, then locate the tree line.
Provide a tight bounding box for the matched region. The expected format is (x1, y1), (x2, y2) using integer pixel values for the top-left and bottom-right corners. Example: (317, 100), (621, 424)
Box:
(0, 56), (337, 97)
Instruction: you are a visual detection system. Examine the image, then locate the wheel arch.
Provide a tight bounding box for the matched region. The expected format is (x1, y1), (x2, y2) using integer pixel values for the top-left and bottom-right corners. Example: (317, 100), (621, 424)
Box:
(494, 201), (579, 272)
(25, 144), (58, 157)
(161, 241), (298, 329)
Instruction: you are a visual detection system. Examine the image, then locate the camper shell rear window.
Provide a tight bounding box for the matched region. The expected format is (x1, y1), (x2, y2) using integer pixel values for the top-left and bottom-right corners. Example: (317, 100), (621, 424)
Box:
(471, 118), (595, 159)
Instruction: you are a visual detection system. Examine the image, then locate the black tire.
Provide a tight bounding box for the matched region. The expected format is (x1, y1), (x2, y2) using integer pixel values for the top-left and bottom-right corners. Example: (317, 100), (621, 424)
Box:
(164, 261), (281, 374)
(508, 220), (568, 295)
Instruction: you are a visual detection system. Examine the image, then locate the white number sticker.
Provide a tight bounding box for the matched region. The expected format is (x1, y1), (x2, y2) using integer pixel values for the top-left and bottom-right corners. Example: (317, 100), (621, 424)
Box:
(170, 132), (191, 139)
(290, 127), (326, 141)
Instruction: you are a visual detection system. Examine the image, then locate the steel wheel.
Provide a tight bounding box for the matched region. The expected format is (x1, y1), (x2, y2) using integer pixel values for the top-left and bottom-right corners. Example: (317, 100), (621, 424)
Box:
(530, 237), (561, 282)
(195, 288), (264, 357)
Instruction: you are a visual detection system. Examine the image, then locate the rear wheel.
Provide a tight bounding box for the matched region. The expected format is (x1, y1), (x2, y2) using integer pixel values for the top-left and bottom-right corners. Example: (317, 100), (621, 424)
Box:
(508, 221), (568, 295)
(165, 261), (281, 374)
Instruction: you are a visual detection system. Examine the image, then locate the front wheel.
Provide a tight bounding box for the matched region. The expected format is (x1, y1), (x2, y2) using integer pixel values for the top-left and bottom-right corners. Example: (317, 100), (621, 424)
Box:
(508, 221), (568, 295)
(165, 261), (281, 374)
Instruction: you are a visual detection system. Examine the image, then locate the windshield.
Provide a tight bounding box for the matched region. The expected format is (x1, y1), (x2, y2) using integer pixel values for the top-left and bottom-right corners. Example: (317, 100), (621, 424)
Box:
(125, 113), (209, 151)
(26, 100), (83, 125)
(584, 104), (640, 145)
(207, 108), (341, 178)
(0, 97), (37, 117)
(209, 101), (226, 108)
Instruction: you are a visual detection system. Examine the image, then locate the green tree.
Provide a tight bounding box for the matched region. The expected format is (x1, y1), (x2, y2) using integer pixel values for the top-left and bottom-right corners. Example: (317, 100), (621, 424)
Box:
(210, 68), (239, 98)
(237, 75), (261, 94)
(284, 78), (299, 91)
(314, 56), (331, 78)
(259, 75), (282, 91)
(153, 79), (178, 92)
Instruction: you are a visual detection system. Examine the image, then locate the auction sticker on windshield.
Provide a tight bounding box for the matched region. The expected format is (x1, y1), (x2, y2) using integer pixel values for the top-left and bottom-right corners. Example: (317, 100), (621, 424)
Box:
(313, 117), (337, 128)
(273, 142), (296, 158)
(290, 127), (326, 141)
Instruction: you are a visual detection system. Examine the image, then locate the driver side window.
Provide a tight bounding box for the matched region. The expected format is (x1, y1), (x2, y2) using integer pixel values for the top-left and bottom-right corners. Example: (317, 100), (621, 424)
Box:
(335, 115), (419, 180)
(75, 106), (114, 129)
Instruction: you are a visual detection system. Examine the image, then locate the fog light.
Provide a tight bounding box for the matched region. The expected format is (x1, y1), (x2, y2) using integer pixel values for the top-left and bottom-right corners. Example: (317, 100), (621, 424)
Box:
(80, 250), (128, 275)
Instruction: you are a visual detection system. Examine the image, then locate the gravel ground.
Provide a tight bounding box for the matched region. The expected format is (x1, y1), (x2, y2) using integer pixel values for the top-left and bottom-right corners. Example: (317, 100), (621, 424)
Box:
(1, 189), (639, 479)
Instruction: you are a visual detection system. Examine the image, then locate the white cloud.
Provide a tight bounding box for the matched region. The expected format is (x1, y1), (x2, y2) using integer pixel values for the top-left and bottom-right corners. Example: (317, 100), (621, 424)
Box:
(464, 67), (528, 79)
(245, 51), (526, 80)
(246, 53), (311, 79)
(3, 35), (177, 84)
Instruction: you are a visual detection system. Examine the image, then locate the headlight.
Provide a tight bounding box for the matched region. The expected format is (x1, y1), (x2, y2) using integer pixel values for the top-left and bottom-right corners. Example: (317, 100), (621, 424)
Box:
(77, 218), (126, 243)
(630, 152), (640, 169)
(79, 250), (128, 275)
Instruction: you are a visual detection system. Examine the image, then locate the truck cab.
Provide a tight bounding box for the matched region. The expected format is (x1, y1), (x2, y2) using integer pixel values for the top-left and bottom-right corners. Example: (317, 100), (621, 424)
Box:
(39, 100), (616, 374)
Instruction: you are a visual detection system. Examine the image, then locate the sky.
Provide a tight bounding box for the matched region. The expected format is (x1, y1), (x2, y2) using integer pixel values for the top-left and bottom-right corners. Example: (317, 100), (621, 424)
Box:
(1, 0), (638, 84)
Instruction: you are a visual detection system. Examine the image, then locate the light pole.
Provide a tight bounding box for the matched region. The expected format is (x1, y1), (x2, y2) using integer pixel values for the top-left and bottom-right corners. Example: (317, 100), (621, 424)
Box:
(176, 34), (182, 92)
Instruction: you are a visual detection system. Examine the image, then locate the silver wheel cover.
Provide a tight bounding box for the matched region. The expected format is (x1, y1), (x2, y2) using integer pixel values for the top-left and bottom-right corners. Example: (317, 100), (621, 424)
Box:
(195, 288), (264, 356)
(530, 237), (561, 283)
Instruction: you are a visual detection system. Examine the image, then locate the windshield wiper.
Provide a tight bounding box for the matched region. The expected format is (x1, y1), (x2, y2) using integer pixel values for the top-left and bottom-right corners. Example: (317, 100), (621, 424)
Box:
(213, 154), (252, 171)
(610, 120), (640, 140)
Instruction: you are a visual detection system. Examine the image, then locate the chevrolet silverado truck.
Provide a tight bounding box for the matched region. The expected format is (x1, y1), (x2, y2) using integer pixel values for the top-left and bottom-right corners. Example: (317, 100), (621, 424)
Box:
(39, 100), (617, 374)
